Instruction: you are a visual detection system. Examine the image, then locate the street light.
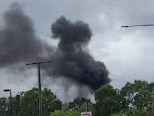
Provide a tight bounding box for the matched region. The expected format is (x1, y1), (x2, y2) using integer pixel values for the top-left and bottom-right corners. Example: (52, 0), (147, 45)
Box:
(121, 24), (154, 115)
(121, 24), (154, 28)
(4, 89), (12, 116)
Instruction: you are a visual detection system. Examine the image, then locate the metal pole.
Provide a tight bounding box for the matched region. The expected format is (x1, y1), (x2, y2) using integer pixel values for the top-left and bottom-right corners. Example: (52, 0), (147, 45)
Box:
(26, 60), (52, 116)
(152, 97), (154, 116)
(121, 24), (154, 28)
(4, 89), (12, 116)
(9, 90), (12, 116)
(38, 63), (42, 116)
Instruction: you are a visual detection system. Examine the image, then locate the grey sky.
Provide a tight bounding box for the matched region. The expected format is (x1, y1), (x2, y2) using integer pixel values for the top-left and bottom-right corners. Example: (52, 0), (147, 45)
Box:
(0, 0), (154, 102)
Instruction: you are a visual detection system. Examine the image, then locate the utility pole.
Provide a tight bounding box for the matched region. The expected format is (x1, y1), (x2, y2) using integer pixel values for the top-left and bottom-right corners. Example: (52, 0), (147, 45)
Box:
(26, 60), (52, 116)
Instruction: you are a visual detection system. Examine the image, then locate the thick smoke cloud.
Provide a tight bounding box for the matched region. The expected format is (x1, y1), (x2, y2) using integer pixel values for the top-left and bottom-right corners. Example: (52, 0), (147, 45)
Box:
(50, 17), (110, 91)
(0, 3), (45, 67)
(52, 16), (92, 51)
(0, 3), (110, 98)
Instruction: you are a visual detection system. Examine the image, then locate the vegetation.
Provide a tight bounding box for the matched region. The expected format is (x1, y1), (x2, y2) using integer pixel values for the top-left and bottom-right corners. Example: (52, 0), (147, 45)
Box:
(51, 110), (80, 116)
(95, 85), (121, 116)
(0, 80), (153, 116)
(0, 88), (62, 116)
(68, 97), (93, 112)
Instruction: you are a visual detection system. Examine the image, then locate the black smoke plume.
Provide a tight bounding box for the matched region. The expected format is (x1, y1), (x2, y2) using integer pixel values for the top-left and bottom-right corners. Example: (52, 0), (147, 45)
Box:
(49, 16), (110, 91)
(0, 3), (110, 96)
(0, 3), (48, 67)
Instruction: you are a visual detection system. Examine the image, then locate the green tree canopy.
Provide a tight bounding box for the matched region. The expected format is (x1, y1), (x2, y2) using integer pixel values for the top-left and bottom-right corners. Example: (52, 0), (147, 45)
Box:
(120, 80), (153, 111)
(18, 88), (62, 116)
(0, 87), (62, 116)
(68, 97), (93, 112)
(51, 110), (80, 116)
(95, 84), (121, 116)
(0, 97), (7, 116)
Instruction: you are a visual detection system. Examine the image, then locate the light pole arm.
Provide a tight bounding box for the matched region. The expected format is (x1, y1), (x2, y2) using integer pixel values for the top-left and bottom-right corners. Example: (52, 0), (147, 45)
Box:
(121, 24), (154, 28)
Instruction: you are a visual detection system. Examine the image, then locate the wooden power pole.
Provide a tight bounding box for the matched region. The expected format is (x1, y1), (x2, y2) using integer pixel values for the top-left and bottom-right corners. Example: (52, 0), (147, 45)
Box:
(26, 60), (52, 116)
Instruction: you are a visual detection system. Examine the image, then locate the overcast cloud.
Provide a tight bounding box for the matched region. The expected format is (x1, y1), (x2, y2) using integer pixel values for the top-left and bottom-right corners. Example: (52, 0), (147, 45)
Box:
(0, 0), (154, 102)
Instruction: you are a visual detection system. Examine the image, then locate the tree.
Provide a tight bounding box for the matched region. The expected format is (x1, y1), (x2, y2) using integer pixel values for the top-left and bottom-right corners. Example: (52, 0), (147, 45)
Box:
(68, 97), (93, 112)
(0, 97), (7, 116)
(95, 84), (121, 116)
(125, 108), (149, 116)
(42, 88), (62, 115)
(12, 94), (21, 116)
(111, 113), (123, 116)
(51, 110), (80, 116)
(120, 80), (153, 111)
(111, 109), (149, 116)
(5, 88), (62, 116)
(18, 88), (39, 116)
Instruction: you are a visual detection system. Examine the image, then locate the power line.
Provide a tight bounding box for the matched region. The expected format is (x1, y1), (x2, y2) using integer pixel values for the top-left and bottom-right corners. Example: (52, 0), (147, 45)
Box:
(40, 62), (129, 82)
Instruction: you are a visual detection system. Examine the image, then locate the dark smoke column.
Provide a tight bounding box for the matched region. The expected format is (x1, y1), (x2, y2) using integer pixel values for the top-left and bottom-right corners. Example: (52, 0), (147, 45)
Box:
(0, 3), (44, 67)
(50, 16), (110, 91)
